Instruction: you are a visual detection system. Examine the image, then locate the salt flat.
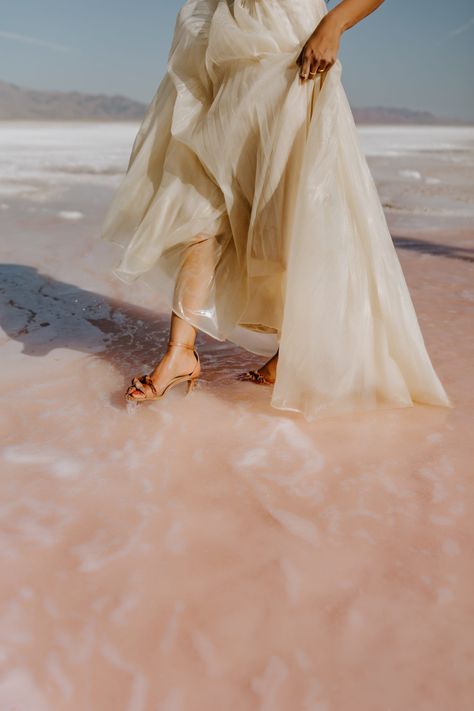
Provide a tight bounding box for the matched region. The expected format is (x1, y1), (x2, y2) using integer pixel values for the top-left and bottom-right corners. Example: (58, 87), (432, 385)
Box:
(0, 122), (473, 710)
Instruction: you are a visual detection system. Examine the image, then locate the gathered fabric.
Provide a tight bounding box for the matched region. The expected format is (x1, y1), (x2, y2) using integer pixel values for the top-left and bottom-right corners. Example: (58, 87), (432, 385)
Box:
(100, 0), (453, 420)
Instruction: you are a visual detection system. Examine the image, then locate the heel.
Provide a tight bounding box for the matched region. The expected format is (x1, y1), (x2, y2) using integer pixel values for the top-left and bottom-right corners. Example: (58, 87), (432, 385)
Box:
(186, 378), (197, 395)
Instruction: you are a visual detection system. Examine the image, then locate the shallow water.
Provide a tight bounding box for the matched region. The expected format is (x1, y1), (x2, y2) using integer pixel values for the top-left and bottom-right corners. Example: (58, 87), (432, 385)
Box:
(0, 123), (473, 710)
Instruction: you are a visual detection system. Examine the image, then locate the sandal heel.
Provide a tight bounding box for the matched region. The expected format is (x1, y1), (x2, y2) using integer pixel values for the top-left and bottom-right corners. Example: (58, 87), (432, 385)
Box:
(186, 378), (197, 395)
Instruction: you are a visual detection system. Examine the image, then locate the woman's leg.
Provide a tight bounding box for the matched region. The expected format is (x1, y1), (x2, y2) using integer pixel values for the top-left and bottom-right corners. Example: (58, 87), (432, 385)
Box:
(126, 235), (218, 399)
(238, 348), (279, 385)
(259, 349), (279, 381)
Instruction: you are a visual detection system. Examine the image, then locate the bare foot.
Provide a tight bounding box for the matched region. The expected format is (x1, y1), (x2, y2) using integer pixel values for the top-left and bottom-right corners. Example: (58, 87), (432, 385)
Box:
(126, 346), (199, 400)
(237, 351), (279, 385)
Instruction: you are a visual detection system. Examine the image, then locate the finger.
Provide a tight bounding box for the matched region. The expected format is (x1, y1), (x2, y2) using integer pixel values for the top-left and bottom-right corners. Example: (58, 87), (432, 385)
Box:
(313, 57), (325, 74)
(299, 54), (312, 81)
(308, 59), (318, 79)
(318, 63), (330, 79)
(296, 43), (307, 66)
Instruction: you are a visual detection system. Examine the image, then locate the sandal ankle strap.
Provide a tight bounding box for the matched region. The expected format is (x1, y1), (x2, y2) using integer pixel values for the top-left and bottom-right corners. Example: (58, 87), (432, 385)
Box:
(168, 340), (196, 350)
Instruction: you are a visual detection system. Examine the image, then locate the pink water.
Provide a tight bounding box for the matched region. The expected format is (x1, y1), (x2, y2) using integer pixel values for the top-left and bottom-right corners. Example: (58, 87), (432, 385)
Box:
(0, 174), (473, 709)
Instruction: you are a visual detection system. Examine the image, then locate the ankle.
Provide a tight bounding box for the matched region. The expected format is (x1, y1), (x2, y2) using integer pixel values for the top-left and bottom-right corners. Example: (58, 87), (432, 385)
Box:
(168, 340), (196, 351)
(164, 345), (196, 362)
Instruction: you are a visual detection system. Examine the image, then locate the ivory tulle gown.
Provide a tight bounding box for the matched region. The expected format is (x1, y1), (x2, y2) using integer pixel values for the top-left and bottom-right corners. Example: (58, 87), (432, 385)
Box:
(100, 0), (453, 420)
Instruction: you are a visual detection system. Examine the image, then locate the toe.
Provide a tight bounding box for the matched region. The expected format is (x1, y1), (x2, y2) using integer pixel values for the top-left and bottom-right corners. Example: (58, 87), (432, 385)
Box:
(126, 387), (144, 400)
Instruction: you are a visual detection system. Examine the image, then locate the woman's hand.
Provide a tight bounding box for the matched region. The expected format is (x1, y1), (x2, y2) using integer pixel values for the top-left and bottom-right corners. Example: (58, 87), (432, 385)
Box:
(296, 15), (343, 82)
(297, 0), (385, 82)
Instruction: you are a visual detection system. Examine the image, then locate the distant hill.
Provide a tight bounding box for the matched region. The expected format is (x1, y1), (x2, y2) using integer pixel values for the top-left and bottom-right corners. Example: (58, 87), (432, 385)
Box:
(352, 106), (471, 126)
(0, 79), (471, 125)
(0, 79), (147, 120)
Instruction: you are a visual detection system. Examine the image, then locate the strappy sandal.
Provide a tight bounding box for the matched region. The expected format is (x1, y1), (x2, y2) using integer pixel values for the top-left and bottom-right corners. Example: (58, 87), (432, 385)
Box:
(237, 369), (275, 386)
(125, 340), (201, 403)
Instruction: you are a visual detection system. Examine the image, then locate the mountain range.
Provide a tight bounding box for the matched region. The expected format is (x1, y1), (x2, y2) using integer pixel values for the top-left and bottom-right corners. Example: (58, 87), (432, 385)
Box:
(0, 79), (146, 121)
(0, 79), (470, 125)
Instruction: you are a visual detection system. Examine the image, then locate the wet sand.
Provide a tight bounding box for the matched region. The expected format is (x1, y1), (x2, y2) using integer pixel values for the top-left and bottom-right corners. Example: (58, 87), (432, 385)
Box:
(0, 126), (473, 710)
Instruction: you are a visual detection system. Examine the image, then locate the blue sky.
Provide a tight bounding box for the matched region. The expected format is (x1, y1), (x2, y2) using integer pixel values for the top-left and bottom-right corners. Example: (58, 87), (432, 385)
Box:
(0, 0), (473, 119)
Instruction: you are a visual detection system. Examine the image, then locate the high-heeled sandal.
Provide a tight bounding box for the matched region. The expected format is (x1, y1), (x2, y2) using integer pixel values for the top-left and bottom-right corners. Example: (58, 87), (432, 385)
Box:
(237, 349), (278, 386)
(125, 340), (201, 403)
(237, 369), (275, 386)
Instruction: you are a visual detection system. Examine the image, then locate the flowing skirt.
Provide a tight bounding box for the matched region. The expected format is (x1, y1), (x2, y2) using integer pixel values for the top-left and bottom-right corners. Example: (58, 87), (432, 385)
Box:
(100, 0), (454, 420)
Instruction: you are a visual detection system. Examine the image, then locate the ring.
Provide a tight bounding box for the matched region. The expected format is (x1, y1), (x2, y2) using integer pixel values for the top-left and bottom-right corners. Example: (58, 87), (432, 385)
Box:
(317, 66), (326, 73)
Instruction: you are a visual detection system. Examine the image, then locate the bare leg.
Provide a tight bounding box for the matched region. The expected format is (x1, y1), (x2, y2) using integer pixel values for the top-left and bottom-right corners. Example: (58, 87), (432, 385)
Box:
(258, 350), (279, 381)
(126, 236), (218, 399)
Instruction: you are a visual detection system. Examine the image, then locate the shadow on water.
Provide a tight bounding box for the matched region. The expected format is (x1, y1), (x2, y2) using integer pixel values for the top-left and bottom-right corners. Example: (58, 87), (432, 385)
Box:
(0, 262), (458, 425)
(393, 235), (474, 263)
(0, 264), (265, 399)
